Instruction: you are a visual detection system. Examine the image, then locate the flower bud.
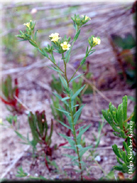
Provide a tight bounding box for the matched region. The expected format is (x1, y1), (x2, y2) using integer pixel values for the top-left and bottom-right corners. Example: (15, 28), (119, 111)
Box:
(88, 36), (101, 47)
(44, 45), (54, 53)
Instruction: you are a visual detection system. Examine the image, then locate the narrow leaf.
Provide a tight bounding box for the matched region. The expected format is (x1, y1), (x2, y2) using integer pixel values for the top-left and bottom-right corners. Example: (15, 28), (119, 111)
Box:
(77, 124), (91, 144)
(55, 108), (69, 115)
(59, 133), (75, 147)
(62, 146), (76, 152)
(71, 85), (85, 100)
(57, 120), (72, 130)
(80, 57), (86, 66)
(122, 95), (127, 121)
(74, 104), (85, 124)
(79, 145), (92, 158)
(69, 73), (84, 83)
(73, 30), (80, 42)
(61, 97), (70, 101)
(116, 104), (123, 129)
(63, 154), (78, 161)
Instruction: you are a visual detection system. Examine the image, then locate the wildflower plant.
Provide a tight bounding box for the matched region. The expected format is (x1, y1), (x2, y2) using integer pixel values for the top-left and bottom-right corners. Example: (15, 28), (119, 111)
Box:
(16, 14), (101, 180)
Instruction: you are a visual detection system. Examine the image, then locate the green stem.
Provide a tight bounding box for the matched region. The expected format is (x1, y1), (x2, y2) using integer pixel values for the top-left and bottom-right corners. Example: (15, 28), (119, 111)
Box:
(69, 64), (82, 83)
(93, 159), (107, 177)
(65, 27), (79, 64)
(69, 95), (83, 180)
(62, 53), (69, 84)
(69, 47), (92, 83)
(51, 52), (56, 63)
(62, 53), (83, 180)
(30, 39), (64, 74)
(65, 79), (83, 180)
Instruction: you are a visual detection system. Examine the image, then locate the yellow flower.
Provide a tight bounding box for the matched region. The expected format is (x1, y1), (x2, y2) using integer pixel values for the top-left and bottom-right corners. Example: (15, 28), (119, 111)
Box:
(93, 37), (101, 45)
(49, 33), (61, 42)
(81, 15), (91, 21)
(60, 42), (71, 50)
(24, 20), (32, 29)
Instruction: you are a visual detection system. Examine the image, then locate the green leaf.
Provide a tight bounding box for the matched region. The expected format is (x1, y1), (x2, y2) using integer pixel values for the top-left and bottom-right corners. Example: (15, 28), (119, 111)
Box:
(64, 113), (73, 129)
(57, 120), (72, 130)
(80, 57), (86, 66)
(63, 154), (78, 161)
(37, 48), (45, 56)
(113, 132), (122, 138)
(76, 124), (87, 132)
(116, 104), (123, 129)
(62, 146), (76, 152)
(102, 110), (110, 124)
(111, 34), (125, 49)
(55, 108), (69, 115)
(74, 104), (85, 124)
(71, 85), (85, 100)
(121, 151), (127, 164)
(87, 50), (95, 56)
(102, 109), (115, 128)
(79, 145), (92, 158)
(113, 164), (128, 173)
(61, 97), (70, 101)
(42, 48), (49, 57)
(72, 104), (79, 108)
(116, 156), (123, 165)
(73, 30), (80, 41)
(15, 131), (27, 142)
(69, 73), (84, 83)
(29, 40), (38, 48)
(47, 119), (53, 142)
(123, 33), (136, 49)
(112, 111), (119, 125)
(59, 74), (68, 89)
(76, 124), (91, 144)
(86, 46), (89, 56)
(76, 144), (83, 149)
(59, 133), (75, 147)
(120, 130), (127, 138)
(52, 92), (68, 107)
(19, 30), (24, 35)
(112, 125), (121, 133)
(53, 92), (62, 100)
(112, 144), (122, 159)
(122, 95), (127, 121)
(28, 113), (40, 142)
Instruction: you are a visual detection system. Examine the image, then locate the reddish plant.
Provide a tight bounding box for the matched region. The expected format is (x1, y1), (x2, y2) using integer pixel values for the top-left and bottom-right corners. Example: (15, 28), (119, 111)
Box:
(0, 75), (24, 114)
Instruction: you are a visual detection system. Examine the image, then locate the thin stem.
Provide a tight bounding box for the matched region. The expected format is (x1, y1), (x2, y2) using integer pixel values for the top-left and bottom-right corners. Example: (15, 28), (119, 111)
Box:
(30, 39), (64, 74)
(69, 96), (83, 180)
(93, 159), (107, 177)
(62, 53), (69, 84)
(69, 64), (82, 83)
(62, 54), (83, 180)
(65, 27), (79, 64)
(69, 47), (92, 83)
(65, 81), (83, 180)
(51, 52), (56, 63)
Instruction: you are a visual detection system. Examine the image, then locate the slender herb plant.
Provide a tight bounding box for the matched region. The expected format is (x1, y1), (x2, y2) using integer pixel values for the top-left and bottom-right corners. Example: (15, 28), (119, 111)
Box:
(16, 15), (101, 180)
